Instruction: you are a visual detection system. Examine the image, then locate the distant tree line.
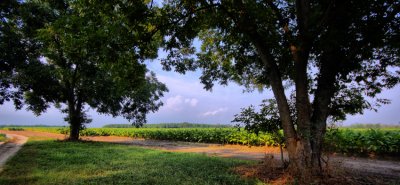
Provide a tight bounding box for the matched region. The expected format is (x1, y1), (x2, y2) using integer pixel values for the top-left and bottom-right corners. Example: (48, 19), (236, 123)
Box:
(344, 123), (400, 129)
(103, 122), (232, 128)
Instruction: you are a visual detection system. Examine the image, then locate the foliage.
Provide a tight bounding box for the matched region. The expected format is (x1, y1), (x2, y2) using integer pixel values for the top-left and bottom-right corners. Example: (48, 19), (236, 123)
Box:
(345, 123), (400, 129)
(161, 0), (400, 118)
(233, 99), (286, 145)
(0, 0), (37, 108)
(0, 140), (260, 185)
(103, 122), (232, 128)
(14, 127), (278, 146)
(233, 99), (287, 165)
(0, 134), (7, 142)
(160, 0), (400, 170)
(2, 0), (168, 139)
(324, 129), (400, 155)
(5, 127), (25, 131)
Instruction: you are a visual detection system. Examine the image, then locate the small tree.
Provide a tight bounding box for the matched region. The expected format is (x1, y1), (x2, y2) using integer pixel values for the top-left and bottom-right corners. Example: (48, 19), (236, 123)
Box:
(4, 0), (168, 140)
(233, 99), (287, 166)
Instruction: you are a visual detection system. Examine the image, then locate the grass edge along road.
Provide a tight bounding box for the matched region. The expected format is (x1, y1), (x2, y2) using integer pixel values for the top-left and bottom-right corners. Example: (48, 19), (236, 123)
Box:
(0, 139), (263, 185)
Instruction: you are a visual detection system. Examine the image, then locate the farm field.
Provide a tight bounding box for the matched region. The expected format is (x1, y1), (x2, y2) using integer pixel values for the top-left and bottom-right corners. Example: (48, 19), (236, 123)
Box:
(1, 126), (399, 156)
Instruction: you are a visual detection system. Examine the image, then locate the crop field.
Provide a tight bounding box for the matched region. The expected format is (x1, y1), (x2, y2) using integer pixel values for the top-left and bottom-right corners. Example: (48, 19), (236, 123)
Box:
(2, 126), (399, 156)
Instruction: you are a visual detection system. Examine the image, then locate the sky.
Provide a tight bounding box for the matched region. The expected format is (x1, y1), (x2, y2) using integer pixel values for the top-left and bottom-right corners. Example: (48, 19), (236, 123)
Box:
(1, 49), (399, 127)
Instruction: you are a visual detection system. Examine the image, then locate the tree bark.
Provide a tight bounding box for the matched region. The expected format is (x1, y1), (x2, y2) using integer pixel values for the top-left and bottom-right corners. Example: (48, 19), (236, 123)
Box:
(246, 30), (309, 174)
(66, 83), (83, 141)
(222, 0), (320, 175)
(310, 47), (339, 169)
(68, 110), (81, 141)
(67, 97), (82, 141)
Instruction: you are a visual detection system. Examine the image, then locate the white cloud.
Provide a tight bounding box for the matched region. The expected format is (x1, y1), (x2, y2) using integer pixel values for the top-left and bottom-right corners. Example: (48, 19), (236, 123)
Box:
(202, 107), (228, 116)
(164, 95), (199, 111)
(165, 95), (184, 111)
(185, 98), (199, 107)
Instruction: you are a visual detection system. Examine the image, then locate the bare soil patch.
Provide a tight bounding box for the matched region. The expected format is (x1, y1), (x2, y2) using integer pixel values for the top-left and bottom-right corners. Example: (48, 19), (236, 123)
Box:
(234, 157), (400, 185)
(0, 130), (131, 142)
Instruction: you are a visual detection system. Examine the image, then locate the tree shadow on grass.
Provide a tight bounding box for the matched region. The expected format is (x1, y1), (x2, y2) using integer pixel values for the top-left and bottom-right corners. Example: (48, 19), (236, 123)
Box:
(0, 140), (262, 185)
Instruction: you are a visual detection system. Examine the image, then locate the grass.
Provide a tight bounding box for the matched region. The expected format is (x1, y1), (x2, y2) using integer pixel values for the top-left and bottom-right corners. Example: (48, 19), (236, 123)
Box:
(0, 139), (263, 185)
(0, 134), (7, 142)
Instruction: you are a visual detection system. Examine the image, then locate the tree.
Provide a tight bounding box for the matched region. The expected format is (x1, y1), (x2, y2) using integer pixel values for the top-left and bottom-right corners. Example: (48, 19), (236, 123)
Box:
(233, 99), (287, 167)
(3, 0), (167, 140)
(160, 0), (399, 175)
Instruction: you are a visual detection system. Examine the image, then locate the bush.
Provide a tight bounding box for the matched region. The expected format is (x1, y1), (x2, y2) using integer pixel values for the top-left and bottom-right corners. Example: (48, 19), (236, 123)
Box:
(7, 127), (24, 131)
(0, 134), (7, 142)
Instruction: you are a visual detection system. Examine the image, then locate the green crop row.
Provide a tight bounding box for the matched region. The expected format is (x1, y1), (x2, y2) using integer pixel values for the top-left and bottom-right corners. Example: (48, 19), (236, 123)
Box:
(324, 129), (400, 155)
(69, 128), (277, 146)
(2, 127), (399, 155)
(103, 123), (232, 128)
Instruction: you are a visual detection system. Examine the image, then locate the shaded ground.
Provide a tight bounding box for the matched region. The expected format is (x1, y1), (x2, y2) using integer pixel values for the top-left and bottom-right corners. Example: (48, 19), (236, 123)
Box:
(0, 139), (258, 185)
(0, 130), (399, 181)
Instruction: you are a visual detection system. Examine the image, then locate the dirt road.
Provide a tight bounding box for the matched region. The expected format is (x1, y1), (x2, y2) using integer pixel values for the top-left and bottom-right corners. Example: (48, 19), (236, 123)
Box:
(0, 130), (399, 178)
(0, 134), (28, 172)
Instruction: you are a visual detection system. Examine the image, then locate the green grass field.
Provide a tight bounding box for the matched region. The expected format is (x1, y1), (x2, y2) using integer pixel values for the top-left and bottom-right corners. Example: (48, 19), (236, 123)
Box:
(0, 139), (262, 185)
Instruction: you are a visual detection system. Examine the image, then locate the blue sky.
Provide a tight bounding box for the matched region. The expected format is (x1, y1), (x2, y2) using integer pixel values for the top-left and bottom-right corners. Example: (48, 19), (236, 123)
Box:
(0, 49), (399, 127)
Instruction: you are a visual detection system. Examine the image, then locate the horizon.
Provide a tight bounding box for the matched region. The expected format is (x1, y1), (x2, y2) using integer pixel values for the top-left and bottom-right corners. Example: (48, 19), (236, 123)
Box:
(0, 122), (399, 128)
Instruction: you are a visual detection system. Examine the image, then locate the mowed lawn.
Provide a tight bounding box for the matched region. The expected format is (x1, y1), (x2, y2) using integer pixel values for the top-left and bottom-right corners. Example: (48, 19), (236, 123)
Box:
(0, 140), (262, 185)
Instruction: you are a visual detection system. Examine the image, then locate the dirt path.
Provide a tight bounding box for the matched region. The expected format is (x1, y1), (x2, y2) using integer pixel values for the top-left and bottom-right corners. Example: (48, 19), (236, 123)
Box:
(0, 130), (399, 178)
(115, 138), (400, 178)
(0, 134), (28, 172)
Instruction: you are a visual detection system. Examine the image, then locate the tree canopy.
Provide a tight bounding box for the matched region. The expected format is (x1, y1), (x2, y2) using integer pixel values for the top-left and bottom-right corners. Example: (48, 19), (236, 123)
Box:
(160, 0), (399, 175)
(1, 0), (168, 140)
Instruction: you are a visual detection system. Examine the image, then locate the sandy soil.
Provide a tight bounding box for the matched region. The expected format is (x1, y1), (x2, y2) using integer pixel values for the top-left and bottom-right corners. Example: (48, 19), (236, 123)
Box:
(0, 130), (399, 179)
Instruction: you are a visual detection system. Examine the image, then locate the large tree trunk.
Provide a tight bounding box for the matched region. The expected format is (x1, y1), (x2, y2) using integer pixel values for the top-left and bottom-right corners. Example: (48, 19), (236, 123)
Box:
(68, 109), (81, 141)
(226, 1), (323, 176)
(286, 137), (313, 173)
(66, 86), (83, 141)
(245, 29), (314, 175)
(251, 38), (315, 175)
